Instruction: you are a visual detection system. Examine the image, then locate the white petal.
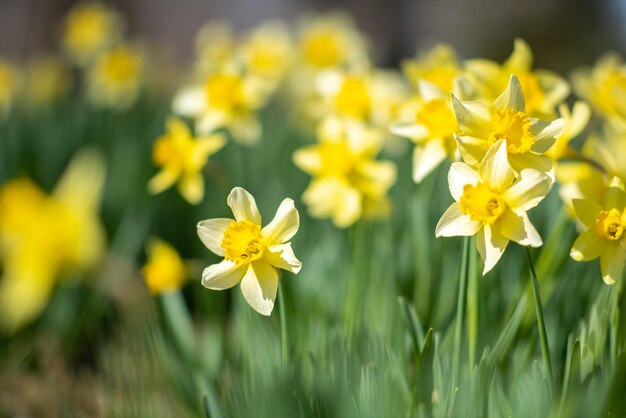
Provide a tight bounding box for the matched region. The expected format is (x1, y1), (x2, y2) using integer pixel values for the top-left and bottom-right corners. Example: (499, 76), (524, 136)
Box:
(202, 260), (246, 290)
(435, 202), (481, 237)
(448, 162), (480, 201)
(292, 147), (322, 175)
(451, 96), (491, 137)
(418, 79), (446, 101)
(503, 168), (551, 211)
(531, 118), (565, 149)
(227, 187), (261, 224)
(172, 86), (206, 117)
(413, 140), (447, 183)
(197, 218), (233, 256)
(390, 121), (429, 141)
(479, 224), (509, 275)
(498, 209), (542, 247)
(196, 112), (227, 135)
(262, 198), (299, 244)
(479, 140), (515, 190)
(240, 261), (279, 316)
(264, 243), (302, 274)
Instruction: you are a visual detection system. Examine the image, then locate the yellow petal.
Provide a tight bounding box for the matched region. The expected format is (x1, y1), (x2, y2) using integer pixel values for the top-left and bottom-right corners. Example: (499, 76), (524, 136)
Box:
(264, 243), (302, 274)
(503, 168), (551, 211)
(178, 173), (205, 205)
(227, 187), (262, 224)
(448, 162), (480, 201)
(262, 198), (300, 244)
(148, 167), (180, 194)
(479, 140), (515, 190)
(600, 243), (625, 285)
(292, 146), (322, 176)
(435, 202), (481, 237)
(498, 209), (542, 247)
(571, 229), (606, 261)
(202, 259), (246, 290)
(240, 261), (278, 316)
(504, 38), (533, 72)
(412, 139), (447, 183)
(493, 75), (525, 113)
(197, 218), (233, 256)
(572, 199), (603, 228)
(451, 96), (491, 137)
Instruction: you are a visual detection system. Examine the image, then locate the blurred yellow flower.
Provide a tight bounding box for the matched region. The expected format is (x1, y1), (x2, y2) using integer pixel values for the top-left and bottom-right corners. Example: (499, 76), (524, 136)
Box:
(0, 58), (20, 116)
(402, 43), (462, 93)
(197, 187), (301, 316)
(297, 12), (367, 70)
(172, 69), (272, 144)
(465, 39), (569, 118)
(545, 101), (591, 161)
(391, 80), (458, 182)
(585, 125), (626, 183)
(453, 75), (564, 175)
(194, 21), (236, 77)
(436, 140), (551, 274)
(293, 118), (396, 228)
(25, 55), (71, 106)
(87, 43), (144, 109)
(572, 52), (626, 122)
(0, 151), (106, 332)
(571, 177), (626, 284)
(241, 21), (294, 82)
(142, 238), (187, 294)
(556, 161), (606, 218)
(61, 1), (122, 66)
(148, 117), (225, 205)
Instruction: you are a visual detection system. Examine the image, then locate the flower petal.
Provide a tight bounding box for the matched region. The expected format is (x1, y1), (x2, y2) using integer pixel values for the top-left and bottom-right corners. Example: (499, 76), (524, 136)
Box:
(172, 86), (206, 117)
(148, 167), (180, 195)
(292, 146), (322, 176)
(202, 259), (246, 290)
(413, 139), (447, 183)
(570, 229), (605, 261)
(451, 96), (491, 137)
(600, 243), (625, 285)
(479, 140), (515, 190)
(498, 209), (542, 247)
(480, 224), (509, 275)
(262, 198), (299, 244)
(503, 168), (551, 211)
(448, 162), (480, 201)
(178, 173), (204, 205)
(493, 75), (525, 112)
(531, 118), (564, 151)
(264, 243), (302, 274)
(435, 202), (481, 237)
(240, 261), (279, 316)
(197, 218), (233, 256)
(389, 121), (429, 141)
(508, 152), (553, 176)
(572, 199), (603, 228)
(227, 187), (261, 224)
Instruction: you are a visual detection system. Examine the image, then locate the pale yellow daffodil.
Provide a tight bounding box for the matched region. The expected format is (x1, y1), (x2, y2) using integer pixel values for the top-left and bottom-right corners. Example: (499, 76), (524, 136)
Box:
(453, 75), (564, 176)
(194, 21), (236, 77)
(142, 238), (187, 295)
(197, 187), (301, 316)
(401, 43), (462, 93)
(148, 117), (225, 205)
(436, 140), (551, 274)
(546, 101), (591, 161)
(391, 80), (459, 182)
(241, 21), (294, 82)
(571, 177), (626, 284)
(293, 118), (397, 228)
(464, 39), (569, 119)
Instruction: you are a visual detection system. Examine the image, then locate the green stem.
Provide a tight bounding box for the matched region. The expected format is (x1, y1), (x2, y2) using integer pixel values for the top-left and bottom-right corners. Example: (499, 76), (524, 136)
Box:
(610, 280), (622, 366)
(526, 247), (553, 389)
(278, 279), (289, 368)
(451, 236), (471, 402)
(467, 236), (478, 370)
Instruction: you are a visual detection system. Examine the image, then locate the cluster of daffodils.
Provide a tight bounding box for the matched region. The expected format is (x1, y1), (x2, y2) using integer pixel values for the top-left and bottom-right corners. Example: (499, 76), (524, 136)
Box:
(0, 152), (106, 332)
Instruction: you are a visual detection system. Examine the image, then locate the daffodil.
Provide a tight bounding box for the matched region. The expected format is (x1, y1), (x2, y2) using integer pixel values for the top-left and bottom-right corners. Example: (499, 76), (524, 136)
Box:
(25, 55), (71, 106)
(391, 80), (458, 182)
(556, 161), (606, 218)
(453, 75), (564, 176)
(585, 127), (626, 183)
(401, 43), (462, 93)
(293, 118), (397, 228)
(570, 177), (626, 284)
(61, 1), (122, 66)
(545, 101), (591, 161)
(464, 39), (569, 119)
(0, 58), (20, 116)
(241, 21), (293, 82)
(87, 43), (144, 109)
(142, 238), (187, 294)
(0, 151), (106, 332)
(436, 140), (551, 274)
(148, 117), (225, 205)
(194, 21), (236, 77)
(196, 187), (301, 316)
(172, 68), (272, 144)
(571, 52), (626, 122)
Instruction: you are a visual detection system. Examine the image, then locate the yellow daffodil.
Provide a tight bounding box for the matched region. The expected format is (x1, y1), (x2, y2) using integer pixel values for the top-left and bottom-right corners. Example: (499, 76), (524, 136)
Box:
(571, 177), (626, 284)
(293, 118), (397, 228)
(0, 151), (106, 332)
(194, 21), (236, 77)
(297, 12), (367, 71)
(197, 187), (301, 316)
(241, 21), (294, 82)
(453, 75), (564, 176)
(556, 161), (606, 218)
(61, 1), (122, 66)
(391, 80), (459, 182)
(0, 58), (20, 116)
(571, 52), (626, 122)
(464, 39), (569, 118)
(25, 55), (71, 106)
(148, 117), (225, 205)
(402, 43), (462, 93)
(585, 127), (626, 183)
(172, 68), (272, 144)
(142, 238), (187, 294)
(87, 43), (144, 109)
(546, 101), (591, 161)
(436, 140), (551, 274)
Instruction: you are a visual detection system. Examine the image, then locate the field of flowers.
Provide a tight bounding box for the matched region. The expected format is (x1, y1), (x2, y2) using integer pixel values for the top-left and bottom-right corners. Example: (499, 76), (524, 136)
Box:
(1, 2), (626, 417)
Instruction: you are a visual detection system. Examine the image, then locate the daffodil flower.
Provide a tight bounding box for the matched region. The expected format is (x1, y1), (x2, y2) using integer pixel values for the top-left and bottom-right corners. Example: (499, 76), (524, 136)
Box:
(241, 21), (294, 82)
(436, 140), (551, 274)
(293, 118), (396, 228)
(197, 187), (301, 316)
(148, 117), (225, 205)
(142, 238), (187, 294)
(391, 80), (458, 182)
(194, 21), (236, 77)
(571, 177), (626, 284)
(401, 43), (462, 94)
(546, 101), (591, 161)
(464, 38), (570, 119)
(453, 75), (564, 176)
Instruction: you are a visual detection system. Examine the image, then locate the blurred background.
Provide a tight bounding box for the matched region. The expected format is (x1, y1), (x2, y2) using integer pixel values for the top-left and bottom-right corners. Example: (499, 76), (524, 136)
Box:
(1, 0), (625, 74)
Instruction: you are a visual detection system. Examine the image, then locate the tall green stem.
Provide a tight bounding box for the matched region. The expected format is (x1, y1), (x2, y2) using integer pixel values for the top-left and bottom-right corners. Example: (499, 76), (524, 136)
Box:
(526, 247), (553, 389)
(278, 279), (289, 368)
(451, 236), (471, 400)
(467, 236), (478, 370)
